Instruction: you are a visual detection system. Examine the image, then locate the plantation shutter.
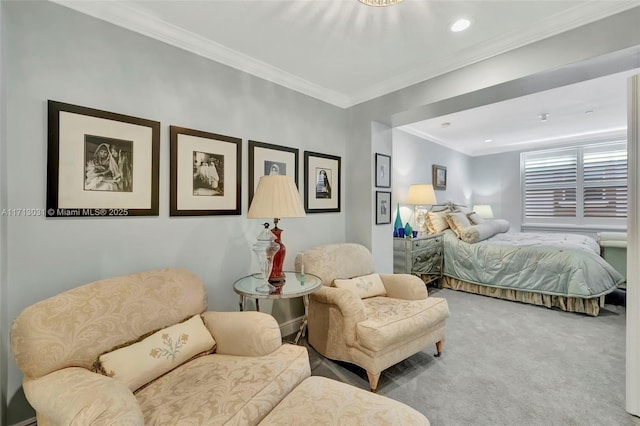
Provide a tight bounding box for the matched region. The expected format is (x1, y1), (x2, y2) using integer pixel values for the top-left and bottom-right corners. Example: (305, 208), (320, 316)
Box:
(523, 153), (577, 218)
(583, 144), (627, 218)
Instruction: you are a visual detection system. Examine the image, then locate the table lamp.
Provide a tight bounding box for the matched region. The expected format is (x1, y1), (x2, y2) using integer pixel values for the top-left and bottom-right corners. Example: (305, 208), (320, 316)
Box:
(247, 175), (306, 284)
(406, 184), (437, 236)
(472, 204), (494, 219)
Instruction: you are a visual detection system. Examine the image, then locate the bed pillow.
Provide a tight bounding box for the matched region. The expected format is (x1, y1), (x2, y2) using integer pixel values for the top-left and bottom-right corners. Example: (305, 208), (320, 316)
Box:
(446, 212), (472, 238)
(94, 315), (216, 392)
(333, 273), (387, 299)
(425, 210), (450, 234)
(466, 212), (486, 225)
(459, 220), (510, 244)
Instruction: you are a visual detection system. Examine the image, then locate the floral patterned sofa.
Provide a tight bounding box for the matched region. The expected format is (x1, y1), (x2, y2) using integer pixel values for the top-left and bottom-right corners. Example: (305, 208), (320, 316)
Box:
(11, 268), (429, 425)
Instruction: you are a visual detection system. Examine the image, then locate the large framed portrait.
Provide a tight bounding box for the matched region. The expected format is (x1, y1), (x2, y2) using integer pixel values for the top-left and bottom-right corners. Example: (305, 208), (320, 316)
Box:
(304, 151), (341, 213)
(432, 164), (447, 190)
(375, 191), (392, 224)
(248, 140), (299, 206)
(375, 153), (391, 188)
(170, 126), (241, 216)
(46, 100), (160, 217)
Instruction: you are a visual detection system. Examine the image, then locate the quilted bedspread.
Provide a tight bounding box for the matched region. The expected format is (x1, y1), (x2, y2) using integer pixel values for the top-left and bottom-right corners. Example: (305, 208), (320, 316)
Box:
(443, 229), (624, 298)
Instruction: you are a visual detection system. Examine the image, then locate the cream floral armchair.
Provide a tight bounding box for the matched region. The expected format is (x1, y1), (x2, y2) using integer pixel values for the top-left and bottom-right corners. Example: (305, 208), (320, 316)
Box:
(297, 243), (450, 392)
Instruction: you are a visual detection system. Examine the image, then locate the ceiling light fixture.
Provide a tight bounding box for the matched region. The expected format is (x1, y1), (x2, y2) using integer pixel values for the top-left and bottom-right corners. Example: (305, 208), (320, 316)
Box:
(484, 139), (493, 143)
(450, 19), (471, 32)
(441, 122), (451, 128)
(539, 113), (550, 122)
(358, 0), (403, 6)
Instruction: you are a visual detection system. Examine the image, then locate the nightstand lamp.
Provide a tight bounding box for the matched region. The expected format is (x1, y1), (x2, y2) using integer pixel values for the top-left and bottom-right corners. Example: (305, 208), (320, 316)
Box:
(406, 184), (437, 236)
(248, 175), (306, 284)
(472, 204), (494, 219)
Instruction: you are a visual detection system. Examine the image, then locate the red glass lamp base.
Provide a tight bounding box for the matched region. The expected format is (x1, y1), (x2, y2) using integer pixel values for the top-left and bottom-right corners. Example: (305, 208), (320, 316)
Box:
(269, 226), (286, 285)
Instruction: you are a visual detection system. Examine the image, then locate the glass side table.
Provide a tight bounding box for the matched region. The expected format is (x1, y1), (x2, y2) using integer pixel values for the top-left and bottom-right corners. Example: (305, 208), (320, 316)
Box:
(233, 271), (322, 344)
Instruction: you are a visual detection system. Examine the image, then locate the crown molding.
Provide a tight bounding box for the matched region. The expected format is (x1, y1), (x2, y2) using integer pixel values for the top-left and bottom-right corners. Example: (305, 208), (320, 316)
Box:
(50, 0), (640, 109)
(347, 1), (640, 106)
(49, 0), (351, 108)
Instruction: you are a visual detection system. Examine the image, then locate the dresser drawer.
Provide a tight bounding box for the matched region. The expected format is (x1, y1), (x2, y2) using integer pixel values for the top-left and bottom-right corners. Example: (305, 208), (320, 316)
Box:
(412, 236), (442, 250)
(412, 250), (443, 274)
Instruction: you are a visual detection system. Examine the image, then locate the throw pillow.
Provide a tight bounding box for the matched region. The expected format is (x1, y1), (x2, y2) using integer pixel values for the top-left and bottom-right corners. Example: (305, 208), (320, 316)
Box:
(333, 273), (387, 299)
(459, 220), (510, 244)
(95, 315), (215, 392)
(466, 212), (486, 225)
(445, 212), (472, 238)
(425, 211), (450, 234)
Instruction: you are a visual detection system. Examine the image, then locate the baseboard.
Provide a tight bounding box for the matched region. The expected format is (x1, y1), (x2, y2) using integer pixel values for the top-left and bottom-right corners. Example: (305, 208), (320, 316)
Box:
(279, 315), (303, 339)
(12, 417), (36, 426)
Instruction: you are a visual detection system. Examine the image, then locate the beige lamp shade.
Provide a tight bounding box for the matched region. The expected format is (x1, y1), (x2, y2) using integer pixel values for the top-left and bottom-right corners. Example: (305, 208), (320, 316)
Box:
(406, 184), (437, 205)
(248, 175), (306, 219)
(472, 204), (494, 219)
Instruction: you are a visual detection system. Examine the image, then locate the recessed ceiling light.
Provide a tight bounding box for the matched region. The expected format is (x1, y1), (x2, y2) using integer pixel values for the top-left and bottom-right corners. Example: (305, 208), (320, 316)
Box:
(441, 122), (451, 128)
(539, 113), (550, 122)
(450, 19), (471, 32)
(585, 110), (594, 114)
(484, 139), (493, 143)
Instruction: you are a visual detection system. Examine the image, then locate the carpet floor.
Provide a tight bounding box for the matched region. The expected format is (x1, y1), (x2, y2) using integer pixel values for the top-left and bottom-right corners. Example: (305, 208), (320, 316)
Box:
(305, 287), (637, 426)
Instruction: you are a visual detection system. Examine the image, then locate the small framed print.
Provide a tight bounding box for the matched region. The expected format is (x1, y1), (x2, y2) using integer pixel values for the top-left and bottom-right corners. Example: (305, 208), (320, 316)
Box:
(375, 153), (391, 188)
(432, 164), (447, 190)
(304, 151), (341, 213)
(46, 100), (160, 217)
(376, 191), (392, 224)
(248, 140), (299, 206)
(170, 126), (241, 216)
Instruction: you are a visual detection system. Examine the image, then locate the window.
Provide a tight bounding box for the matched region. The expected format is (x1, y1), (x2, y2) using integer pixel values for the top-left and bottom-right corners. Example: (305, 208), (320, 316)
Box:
(521, 141), (627, 226)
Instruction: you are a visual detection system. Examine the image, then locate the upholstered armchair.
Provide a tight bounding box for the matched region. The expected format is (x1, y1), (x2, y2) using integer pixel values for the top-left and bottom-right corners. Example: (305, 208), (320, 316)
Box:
(296, 243), (450, 392)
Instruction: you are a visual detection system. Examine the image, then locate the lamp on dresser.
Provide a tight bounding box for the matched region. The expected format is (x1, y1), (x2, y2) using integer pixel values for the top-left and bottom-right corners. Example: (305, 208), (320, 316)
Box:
(406, 184), (437, 236)
(247, 175), (306, 284)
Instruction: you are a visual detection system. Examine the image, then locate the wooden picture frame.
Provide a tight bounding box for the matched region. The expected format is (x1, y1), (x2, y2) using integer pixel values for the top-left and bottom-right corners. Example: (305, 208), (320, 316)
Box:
(304, 151), (341, 213)
(170, 126), (241, 216)
(375, 153), (391, 188)
(376, 191), (392, 224)
(46, 100), (160, 217)
(432, 164), (447, 190)
(248, 140), (299, 207)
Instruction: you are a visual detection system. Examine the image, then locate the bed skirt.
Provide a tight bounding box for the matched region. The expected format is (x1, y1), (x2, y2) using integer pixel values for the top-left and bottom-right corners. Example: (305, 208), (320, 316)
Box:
(440, 276), (601, 316)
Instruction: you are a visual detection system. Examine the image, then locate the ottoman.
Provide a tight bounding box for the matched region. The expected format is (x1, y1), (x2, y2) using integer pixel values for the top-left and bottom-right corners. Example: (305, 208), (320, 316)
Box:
(260, 376), (430, 425)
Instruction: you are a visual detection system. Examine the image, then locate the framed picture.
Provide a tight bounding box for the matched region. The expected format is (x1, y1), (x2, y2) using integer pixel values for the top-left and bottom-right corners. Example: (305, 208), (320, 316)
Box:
(375, 191), (392, 224)
(433, 164), (447, 190)
(46, 100), (160, 217)
(170, 126), (241, 216)
(375, 153), (391, 188)
(304, 151), (341, 213)
(248, 140), (299, 206)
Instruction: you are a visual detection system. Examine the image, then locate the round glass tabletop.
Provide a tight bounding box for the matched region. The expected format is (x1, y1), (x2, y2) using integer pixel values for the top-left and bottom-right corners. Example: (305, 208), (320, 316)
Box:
(233, 271), (322, 299)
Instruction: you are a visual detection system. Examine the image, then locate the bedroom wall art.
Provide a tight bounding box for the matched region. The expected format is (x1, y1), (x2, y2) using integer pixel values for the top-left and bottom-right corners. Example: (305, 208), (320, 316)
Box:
(432, 164), (447, 190)
(248, 140), (299, 206)
(46, 100), (160, 217)
(375, 153), (391, 188)
(170, 126), (241, 216)
(304, 151), (341, 213)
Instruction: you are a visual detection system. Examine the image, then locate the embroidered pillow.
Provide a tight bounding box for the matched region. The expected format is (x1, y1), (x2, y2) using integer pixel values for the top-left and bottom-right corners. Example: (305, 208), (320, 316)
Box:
(446, 212), (472, 238)
(95, 315), (215, 392)
(333, 273), (387, 299)
(425, 211), (450, 234)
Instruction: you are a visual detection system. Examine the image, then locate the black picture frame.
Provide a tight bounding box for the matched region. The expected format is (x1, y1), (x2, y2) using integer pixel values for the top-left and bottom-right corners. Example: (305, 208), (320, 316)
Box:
(170, 126), (242, 216)
(433, 164), (447, 190)
(248, 140), (299, 207)
(376, 191), (392, 224)
(46, 100), (160, 217)
(304, 151), (341, 213)
(375, 153), (391, 188)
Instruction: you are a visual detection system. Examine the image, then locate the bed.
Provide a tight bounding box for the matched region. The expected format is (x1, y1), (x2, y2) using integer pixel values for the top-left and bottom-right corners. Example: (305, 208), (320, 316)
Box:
(423, 204), (625, 316)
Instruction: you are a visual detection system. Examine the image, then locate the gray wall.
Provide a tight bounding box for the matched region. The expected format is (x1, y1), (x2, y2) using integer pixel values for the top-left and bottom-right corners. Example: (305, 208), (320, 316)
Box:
(1, 1), (8, 425)
(3, 2), (347, 423)
(392, 130), (472, 223)
(470, 151), (522, 229)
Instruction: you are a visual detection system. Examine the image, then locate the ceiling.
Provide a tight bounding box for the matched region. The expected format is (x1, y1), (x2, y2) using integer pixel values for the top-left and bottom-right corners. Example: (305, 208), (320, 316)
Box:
(52, 0), (640, 155)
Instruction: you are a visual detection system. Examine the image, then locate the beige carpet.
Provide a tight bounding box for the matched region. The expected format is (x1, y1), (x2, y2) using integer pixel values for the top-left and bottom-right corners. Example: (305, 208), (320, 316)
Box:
(305, 287), (634, 426)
